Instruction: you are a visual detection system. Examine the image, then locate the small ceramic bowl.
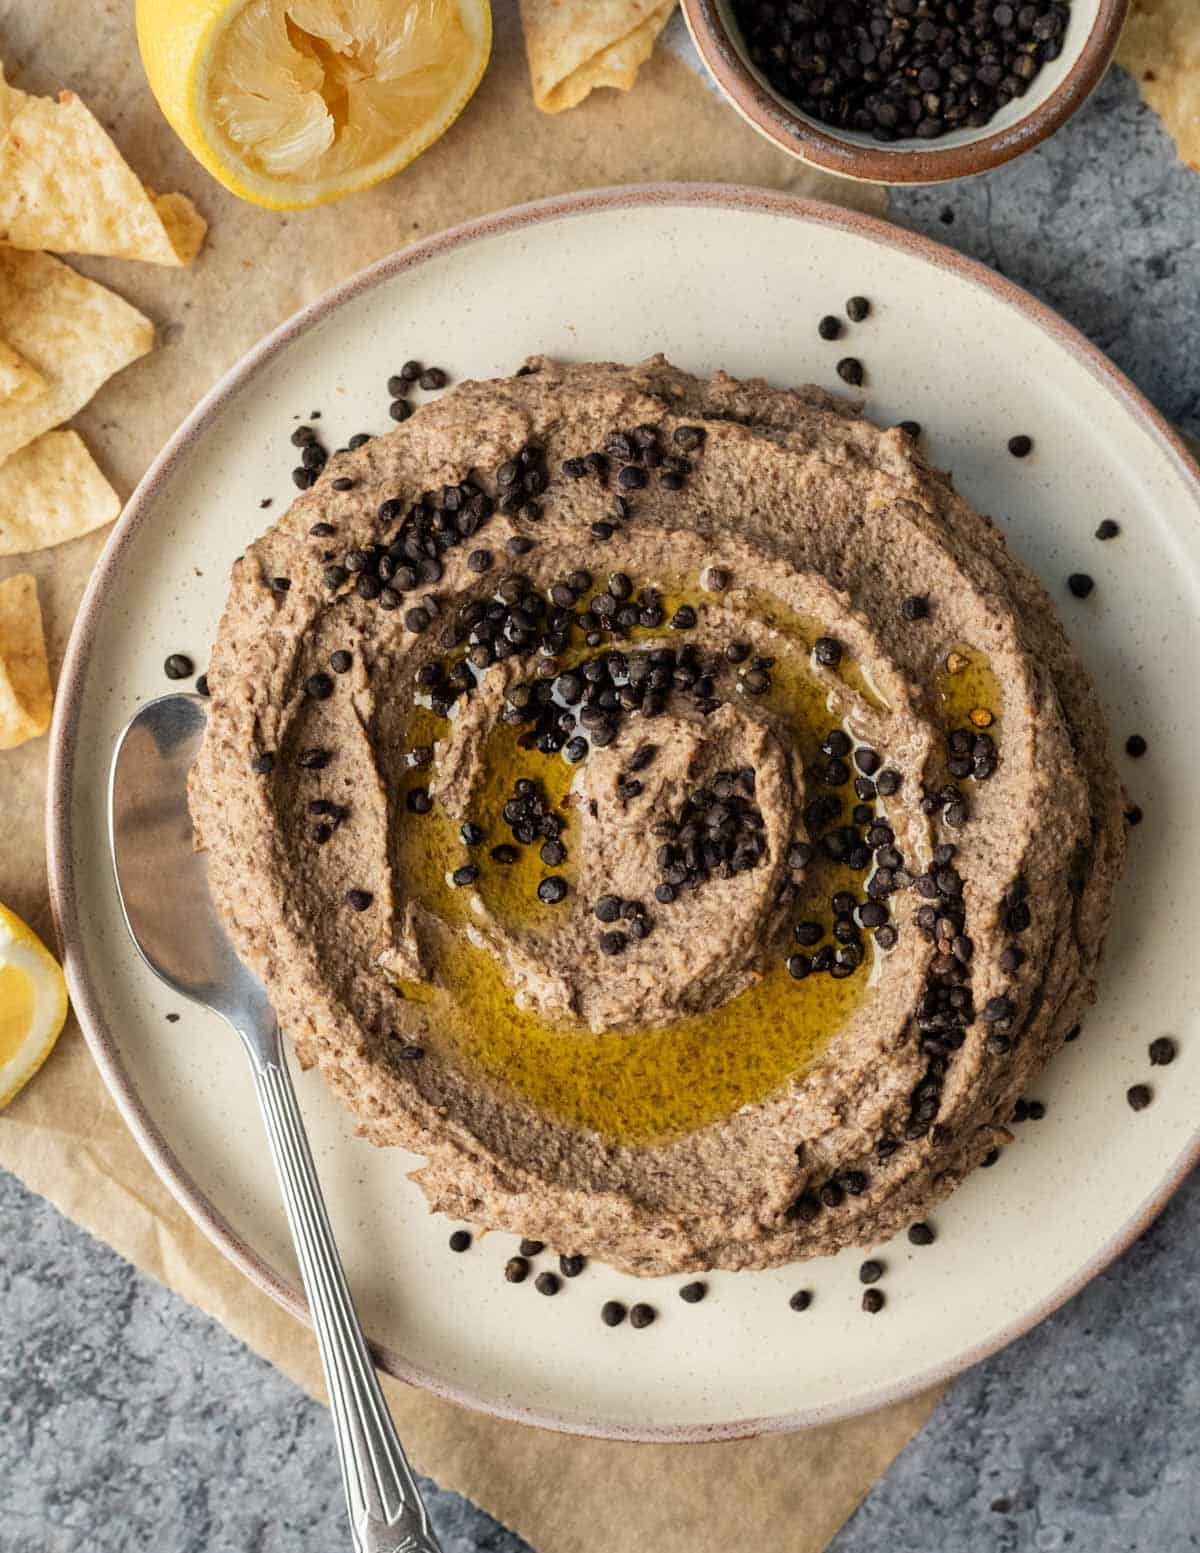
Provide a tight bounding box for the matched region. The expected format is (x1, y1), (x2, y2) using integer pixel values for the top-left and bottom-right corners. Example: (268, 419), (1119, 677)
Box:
(681, 0), (1130, 184)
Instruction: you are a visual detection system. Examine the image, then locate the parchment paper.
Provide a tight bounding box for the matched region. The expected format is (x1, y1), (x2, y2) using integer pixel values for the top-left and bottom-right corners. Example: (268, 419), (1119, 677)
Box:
(0, 5), (945, 1551)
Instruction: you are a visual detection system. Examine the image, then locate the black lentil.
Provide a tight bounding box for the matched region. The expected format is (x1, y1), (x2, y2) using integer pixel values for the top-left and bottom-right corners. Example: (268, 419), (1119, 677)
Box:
(836, 357), (864, 387)
(813, 636), (843, 668)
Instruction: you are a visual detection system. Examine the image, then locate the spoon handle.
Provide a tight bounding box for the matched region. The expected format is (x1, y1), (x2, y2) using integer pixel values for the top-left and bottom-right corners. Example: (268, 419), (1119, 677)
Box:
(247, 1024), (443, 1553)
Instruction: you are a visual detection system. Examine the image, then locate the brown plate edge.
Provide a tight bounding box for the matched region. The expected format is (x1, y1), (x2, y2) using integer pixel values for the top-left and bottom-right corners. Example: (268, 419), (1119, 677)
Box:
(45, 181), (1200, 1445)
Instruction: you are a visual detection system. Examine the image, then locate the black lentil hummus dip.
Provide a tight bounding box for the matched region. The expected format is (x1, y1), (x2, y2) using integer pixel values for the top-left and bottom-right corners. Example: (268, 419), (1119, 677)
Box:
(190, 357), (1125, 1276)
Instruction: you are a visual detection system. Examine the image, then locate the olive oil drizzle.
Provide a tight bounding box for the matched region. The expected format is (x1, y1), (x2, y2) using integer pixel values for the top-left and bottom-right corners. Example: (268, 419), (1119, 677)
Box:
(386, 587), (888, 1145)
(935, 644), (1003, 734)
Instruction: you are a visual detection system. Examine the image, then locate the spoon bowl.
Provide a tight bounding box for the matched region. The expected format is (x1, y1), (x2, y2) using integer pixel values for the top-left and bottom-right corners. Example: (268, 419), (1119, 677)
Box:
(108, 693), (272, 1031)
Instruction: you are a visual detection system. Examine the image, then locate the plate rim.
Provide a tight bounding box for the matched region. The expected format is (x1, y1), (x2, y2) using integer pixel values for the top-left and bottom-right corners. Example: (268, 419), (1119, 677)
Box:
(45, 180), (1200, 1444)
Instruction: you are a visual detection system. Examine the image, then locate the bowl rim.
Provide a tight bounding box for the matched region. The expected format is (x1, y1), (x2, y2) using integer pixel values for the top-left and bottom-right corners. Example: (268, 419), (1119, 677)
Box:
(46, 181), (1200, 1444)
(681, 0), (1131, 185)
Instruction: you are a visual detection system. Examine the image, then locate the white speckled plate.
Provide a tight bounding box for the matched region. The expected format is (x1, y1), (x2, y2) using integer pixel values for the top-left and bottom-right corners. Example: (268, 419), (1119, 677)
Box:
(49, 186), (1200, 1442)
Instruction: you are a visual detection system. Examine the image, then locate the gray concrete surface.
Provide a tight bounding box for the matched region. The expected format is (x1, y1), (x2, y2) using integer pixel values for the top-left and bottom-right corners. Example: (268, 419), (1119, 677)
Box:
(2, 62), (1198, 1553)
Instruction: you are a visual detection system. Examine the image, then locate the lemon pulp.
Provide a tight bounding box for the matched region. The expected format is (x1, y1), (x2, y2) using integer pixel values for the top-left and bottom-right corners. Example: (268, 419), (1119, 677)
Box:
(137, 0), (491, 208)
(0, 963), (34, 1066)
(209, 0), (478, 183)
(0, 903), (69, 1110)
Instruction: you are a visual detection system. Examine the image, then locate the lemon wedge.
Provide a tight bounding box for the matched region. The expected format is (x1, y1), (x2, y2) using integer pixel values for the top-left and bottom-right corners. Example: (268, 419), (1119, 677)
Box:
(0, 902), (69, 1110)
(136, 0), (492, 210)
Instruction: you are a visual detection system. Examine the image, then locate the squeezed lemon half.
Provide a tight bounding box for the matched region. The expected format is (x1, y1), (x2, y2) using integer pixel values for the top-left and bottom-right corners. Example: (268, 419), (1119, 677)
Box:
(0, 903), (69, 1111)
(137, 0), (492, 209)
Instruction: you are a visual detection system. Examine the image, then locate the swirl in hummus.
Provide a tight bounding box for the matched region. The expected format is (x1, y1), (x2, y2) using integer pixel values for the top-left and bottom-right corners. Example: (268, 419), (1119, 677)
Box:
(190, 357), (1125, 1275)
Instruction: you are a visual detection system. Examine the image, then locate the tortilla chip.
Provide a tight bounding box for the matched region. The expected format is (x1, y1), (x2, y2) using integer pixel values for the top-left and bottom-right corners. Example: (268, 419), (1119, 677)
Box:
(0, 572), (52, 749)
(1117, 0), (1200, 171)
(0, 248), (154, 465)
(0, 337), (44, 405)
(0, 430), (119, 556)
(520, 0), (677, 112)
(0, 65), (206, 264)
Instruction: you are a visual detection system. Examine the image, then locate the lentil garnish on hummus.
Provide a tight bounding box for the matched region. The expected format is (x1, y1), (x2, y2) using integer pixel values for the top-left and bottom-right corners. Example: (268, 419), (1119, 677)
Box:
(190, 355), (1125, 1277)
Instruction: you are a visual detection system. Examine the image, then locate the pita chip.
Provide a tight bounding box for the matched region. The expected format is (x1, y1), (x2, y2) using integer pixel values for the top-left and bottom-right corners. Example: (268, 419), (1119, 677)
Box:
(0, 337), (44, 406)
(0, 431), (120, 556)
(1117, 0), (1200, 171)
(0, 248), (154, 465)
(0, 63), (206, 264)
(0, 572), (52, 750)
(520, 0), (677, 113)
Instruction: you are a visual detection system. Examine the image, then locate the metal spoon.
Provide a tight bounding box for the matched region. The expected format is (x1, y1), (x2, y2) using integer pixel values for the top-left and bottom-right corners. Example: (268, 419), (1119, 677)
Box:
(108, 692), (442, 1553)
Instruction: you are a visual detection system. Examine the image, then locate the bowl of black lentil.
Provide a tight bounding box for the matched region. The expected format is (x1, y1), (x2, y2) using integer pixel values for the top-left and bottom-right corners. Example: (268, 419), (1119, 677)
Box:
(681, 0), (1129, 183)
